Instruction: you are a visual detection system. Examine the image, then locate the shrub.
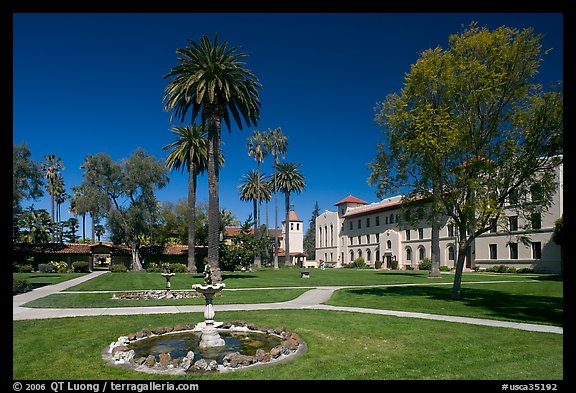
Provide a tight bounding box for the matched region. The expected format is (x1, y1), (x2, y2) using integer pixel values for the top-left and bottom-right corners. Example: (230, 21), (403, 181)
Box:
(38, 263), (55, 273)
(419, 257), (432, 270)
(168, 263), (187, 273)
(146, 262), (162, 273)
(13, 279), (33, 295)
(517, 267), (534, 274)
(15, 263), (33, 273)
(72, 261), (90, 273)
(353, 257), (366, 268)
(439, 265), (451, 272)
(109, 264), (128, 273)
(49, 261), (68, 273)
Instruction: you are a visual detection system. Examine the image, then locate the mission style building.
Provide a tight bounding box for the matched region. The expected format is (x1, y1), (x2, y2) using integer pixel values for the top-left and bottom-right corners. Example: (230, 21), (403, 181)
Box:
(315, 163), (563, 274)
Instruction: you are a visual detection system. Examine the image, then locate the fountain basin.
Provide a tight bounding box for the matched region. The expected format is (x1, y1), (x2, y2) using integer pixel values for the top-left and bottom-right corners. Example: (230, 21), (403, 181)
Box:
(104, 321), (305, 374)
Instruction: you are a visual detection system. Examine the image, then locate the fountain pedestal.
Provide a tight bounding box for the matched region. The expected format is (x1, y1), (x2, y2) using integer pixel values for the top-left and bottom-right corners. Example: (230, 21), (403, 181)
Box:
(192, 282), (226, 348)
(161, 272), (175, 290)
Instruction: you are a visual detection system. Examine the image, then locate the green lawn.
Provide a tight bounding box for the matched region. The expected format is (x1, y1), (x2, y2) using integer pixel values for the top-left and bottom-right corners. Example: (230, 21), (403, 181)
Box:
(13, 310), (562, 380)
(53, 268), (534, 291)
(22, 288), (309, 308)
(13, 272), (87, 286)
(326, 278), (563, 326)
(13, 269), (563, 380)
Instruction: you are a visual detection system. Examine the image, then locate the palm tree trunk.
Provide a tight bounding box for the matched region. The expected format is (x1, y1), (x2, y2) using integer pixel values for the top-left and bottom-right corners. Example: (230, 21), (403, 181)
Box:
(254, 161), (261, 269)
(82, 213), (86, 241)
(252, 199), (258, 266)
(91, 215), (95, 243)
(187, 164), (197, 273)
(284, 192), (291, 267)
(273, 158), (279, 270)
(207, 114), (222, 282)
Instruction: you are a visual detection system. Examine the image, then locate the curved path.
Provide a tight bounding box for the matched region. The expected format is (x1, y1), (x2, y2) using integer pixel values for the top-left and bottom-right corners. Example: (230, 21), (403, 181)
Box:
(13, 271), (562, 335)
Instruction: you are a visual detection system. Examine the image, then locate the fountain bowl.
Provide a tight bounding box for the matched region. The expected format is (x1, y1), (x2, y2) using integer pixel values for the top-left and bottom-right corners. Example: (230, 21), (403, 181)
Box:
(103, 321), (306, 374)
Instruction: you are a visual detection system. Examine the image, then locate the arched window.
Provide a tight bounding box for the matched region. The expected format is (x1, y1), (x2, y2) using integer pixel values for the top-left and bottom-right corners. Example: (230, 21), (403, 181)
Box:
(390, 214), (394, 224)
(448, 246), (455, 261)
(358, 249), (363, 259)
(330, 224), (334, 246)
(324, 225), (328, 247)
(386, 240), (392, 249)
(350, 250), (354, 262)
(406, 247), (412, 261)
(366, 249), (371, 261)
(418, 246), (425, 261)
(376, 249), (380, 261)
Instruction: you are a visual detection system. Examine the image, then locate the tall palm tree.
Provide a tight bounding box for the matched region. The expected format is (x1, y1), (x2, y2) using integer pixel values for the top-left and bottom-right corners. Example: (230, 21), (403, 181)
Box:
(163, 124), (209, 273)
(247, 130), (268, 268)
(275, 162), (305, 267)
(163, 34), (262, 282)
(40, 154), (64, 225)
(239, 169), (271, 268)
(264, 127), (288, 270)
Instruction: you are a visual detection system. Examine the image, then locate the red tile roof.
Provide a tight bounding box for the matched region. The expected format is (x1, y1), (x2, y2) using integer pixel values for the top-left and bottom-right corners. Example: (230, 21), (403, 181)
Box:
(342, 200), (403, 217)
(224, 227), (253, 236)
(334, 195), (368, 206)
(287, 210), (301, 221)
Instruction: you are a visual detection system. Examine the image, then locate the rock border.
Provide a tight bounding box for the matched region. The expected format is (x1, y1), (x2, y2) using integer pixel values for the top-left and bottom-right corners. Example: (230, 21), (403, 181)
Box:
(103, 320), (306, 374)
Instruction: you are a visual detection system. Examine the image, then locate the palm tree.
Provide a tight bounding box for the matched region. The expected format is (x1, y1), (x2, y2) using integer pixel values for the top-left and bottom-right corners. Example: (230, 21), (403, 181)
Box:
(40, 154), (64, 225)
(94, 224), (106, 242)
(264, 127), (288, 270)
(275, 162), (305, 267)
(18, 205), (52, 244)
(247, 130), (268, 268)
(163, 34), (262, 282)
(239, 169), (272, 268)
(163, 124), (209, 273)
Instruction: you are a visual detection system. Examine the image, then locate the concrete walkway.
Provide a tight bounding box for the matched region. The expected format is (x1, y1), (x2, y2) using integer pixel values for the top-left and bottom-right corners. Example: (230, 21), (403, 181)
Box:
(13, 271), (563, 335)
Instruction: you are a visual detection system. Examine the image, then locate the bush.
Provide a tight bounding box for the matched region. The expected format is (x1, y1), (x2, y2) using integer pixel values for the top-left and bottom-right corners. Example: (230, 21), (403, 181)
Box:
(13, 279), (33, 295)
(38, 263), (55, 273)
(14, 263), (33, 273)
(146, 262), (162, 273)
(168, 263), (187, 273)
(49, 261), (68, 273)
(486, 265), (509, 273)
(439, 265), (451, 272)
(353, 257), (366, 268)
(72, 261), (90, 273)
(109, 264), (128, 273)
(517, 267), (534, 273)
(419, 257), (432, 270)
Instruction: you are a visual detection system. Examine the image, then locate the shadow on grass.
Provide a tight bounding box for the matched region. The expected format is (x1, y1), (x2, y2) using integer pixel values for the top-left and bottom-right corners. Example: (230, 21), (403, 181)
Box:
(347, 285), (563, 326)
(374, 271), (425, 277)
(222, 273), (258, 280)
(531, 274), (563, 282)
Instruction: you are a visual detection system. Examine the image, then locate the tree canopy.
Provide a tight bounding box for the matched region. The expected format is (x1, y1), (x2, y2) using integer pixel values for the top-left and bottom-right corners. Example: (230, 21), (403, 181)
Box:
(80, 148), (169, 271)
(369, 22), (563, 299)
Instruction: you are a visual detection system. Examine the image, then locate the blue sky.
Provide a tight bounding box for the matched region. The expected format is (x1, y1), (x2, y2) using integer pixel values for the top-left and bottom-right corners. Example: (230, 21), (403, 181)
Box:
(12, 12), (564, 239)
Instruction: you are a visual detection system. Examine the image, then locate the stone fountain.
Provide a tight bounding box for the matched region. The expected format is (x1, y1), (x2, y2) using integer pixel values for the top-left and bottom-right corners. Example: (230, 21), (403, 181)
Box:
(105, 262), (305, 374)
(191, 264), (226, 348)
(161, 266), (176, 298)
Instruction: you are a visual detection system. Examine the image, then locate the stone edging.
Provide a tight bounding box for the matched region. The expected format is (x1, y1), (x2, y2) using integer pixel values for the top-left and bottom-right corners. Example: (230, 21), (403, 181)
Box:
(103, 320), (306, 374)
